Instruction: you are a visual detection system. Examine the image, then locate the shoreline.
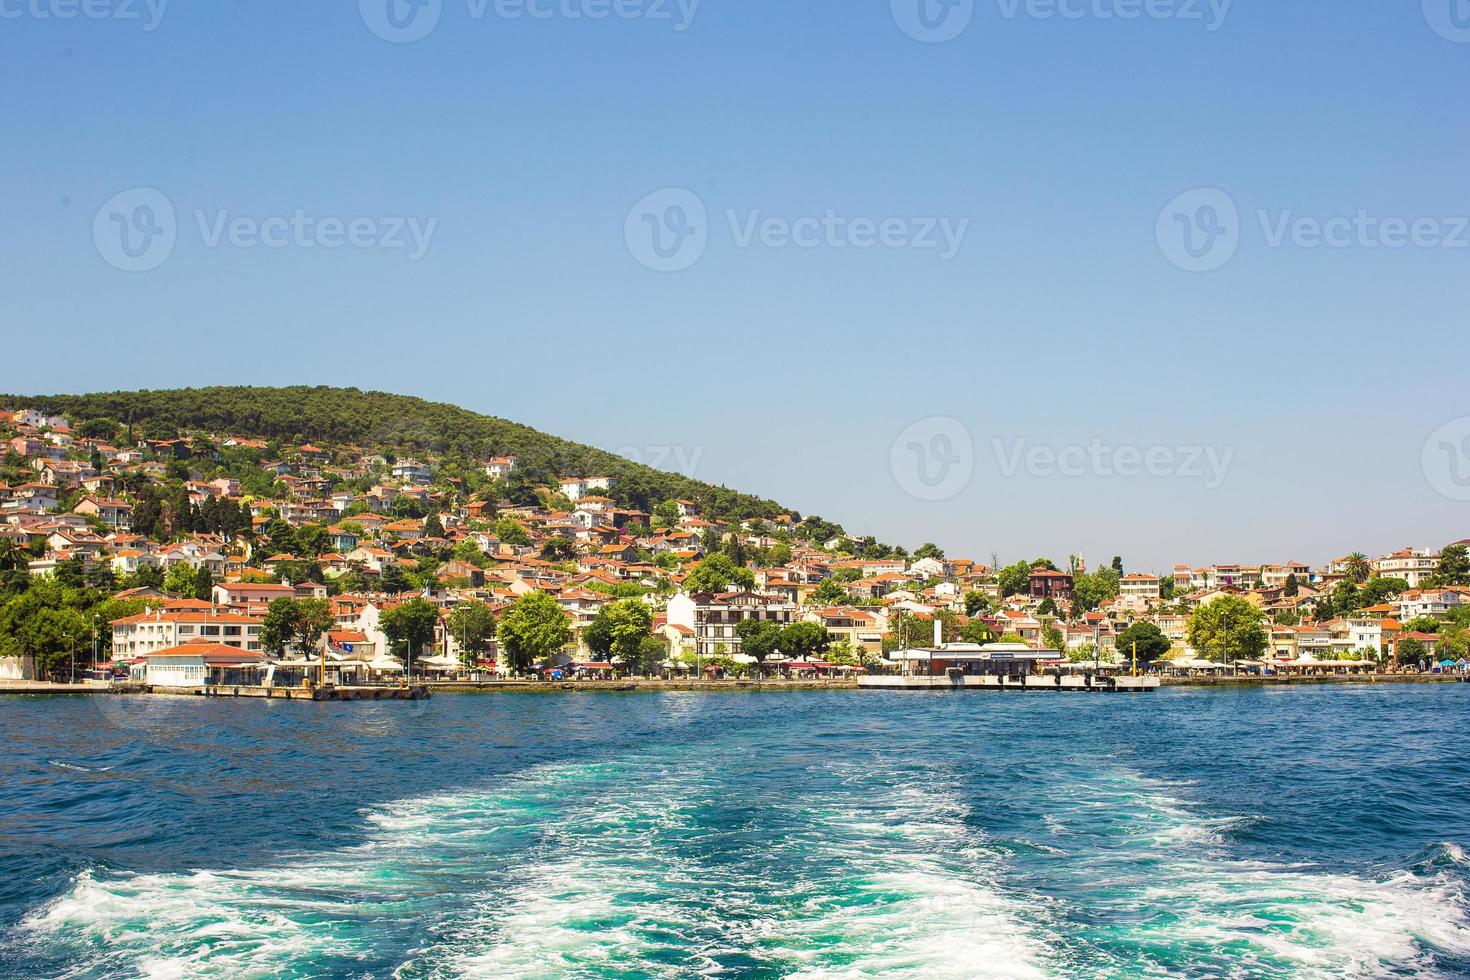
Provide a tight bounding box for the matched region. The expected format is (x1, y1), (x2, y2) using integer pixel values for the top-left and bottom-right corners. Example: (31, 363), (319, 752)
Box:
(2, 674), (1466, 697)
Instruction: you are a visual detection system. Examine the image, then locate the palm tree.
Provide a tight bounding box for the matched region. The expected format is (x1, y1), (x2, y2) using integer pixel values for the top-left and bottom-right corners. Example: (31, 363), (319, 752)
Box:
(1345, 552), (1371, 584)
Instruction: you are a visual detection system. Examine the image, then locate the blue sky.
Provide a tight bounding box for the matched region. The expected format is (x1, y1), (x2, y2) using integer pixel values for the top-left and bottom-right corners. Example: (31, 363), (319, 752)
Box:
(3, 0), (1468, 571)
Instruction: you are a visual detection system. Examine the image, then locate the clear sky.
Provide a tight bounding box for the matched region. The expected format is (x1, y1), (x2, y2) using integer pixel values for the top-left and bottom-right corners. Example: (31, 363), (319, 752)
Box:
(3, 0), (1467, 572)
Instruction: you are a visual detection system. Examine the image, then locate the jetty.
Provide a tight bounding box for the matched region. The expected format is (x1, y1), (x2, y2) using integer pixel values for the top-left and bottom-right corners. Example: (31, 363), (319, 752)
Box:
(873, 640), (1159, 692)
(187, 682), (430, 701)
(859, 673), (1158, 692)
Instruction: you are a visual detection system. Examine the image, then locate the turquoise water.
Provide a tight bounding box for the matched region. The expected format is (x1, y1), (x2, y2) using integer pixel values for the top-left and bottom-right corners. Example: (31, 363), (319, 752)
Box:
(2, 686), (1469, 978)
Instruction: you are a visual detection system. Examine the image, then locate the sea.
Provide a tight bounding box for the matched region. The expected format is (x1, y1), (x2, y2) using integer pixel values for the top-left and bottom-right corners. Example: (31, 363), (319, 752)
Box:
(1, 685), (1468, 978)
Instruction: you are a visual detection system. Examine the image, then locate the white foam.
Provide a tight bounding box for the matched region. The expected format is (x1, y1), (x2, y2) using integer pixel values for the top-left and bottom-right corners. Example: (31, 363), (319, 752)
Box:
(1047, 771), (1470, 978)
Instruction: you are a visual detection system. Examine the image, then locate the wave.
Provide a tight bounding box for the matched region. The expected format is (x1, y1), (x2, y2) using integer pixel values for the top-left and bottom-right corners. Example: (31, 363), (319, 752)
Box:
(14, 754), (1055, 979)
(1030, 770), (1470, 979)
(46, 761), (113, 773)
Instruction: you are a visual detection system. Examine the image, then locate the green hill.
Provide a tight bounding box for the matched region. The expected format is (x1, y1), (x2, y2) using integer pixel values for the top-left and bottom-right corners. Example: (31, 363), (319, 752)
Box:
(4, 386), (794, 523)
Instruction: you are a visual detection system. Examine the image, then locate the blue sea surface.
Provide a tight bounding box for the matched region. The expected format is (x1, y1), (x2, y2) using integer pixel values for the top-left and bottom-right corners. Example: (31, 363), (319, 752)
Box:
(1, 686), (1468, 978)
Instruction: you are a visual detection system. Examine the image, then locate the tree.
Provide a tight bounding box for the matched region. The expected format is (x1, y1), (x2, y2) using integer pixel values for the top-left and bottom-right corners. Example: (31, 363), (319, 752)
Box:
(963, 590), (992, 617)
(683, 553), (755, 594)
(1037, 598), (1057, 616)
(913, 542), (945, 561)
(423, 513), (445, 538)
(540, 538), (575, 562)
(1361, 577), (1409, 606)
(1111, 556), (1124, 577)
(735, 618), (782, 665)
(380, 598), (440, 669)
(493, 517), (529, 547)
(997, 561), (1033, 598)
(959, 619), (994, 644)
(1438, 544), (1470, 586)
(598, 599), (654, 672)
(1115, 621), (1172, 668)
(1403, 616), (1441, 635)
(163, 563), (198, 597)
(1042, 625), (1065, 651)
(293, 597), (333, 655)
(780, 620), (830, 661)
(446, 602), (497, 664)
(1344, 553), (1371, 584)
(1073, 569), (1120, 612)
(1332, 581), (1362, 615)
(0, 578), (90, 672)
(192, 565), (214, 602)
(810, 579), (852, 606)
(496, 590), (572, 672)
(1284, 573), (1299, 597)
(0, 539), (31, 597)
(1159, 575), (1176, 600)
(632, 635), (667, 674)
(1187, 595), (1266, 663)
(1396, 637), (1427, 669)
(260, 598), (301, 657)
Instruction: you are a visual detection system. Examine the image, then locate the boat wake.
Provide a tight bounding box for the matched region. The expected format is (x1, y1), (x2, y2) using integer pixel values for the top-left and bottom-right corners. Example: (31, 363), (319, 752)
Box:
(1028, 769), (1470, 978)
(11, 751), (1469, 979)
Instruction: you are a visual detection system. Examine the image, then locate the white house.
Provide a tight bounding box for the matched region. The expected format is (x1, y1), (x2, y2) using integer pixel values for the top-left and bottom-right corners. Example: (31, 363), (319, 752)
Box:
(484, 456), (517, 480)
(558, 476), (614, 501)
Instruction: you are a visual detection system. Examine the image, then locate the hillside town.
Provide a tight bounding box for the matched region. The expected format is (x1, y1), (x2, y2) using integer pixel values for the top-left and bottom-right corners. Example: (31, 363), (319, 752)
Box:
(2, 403), (1468, 687)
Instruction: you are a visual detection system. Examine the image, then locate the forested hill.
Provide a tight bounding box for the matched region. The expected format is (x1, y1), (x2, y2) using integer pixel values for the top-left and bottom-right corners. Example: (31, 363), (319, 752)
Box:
(5, 386), (794, 522)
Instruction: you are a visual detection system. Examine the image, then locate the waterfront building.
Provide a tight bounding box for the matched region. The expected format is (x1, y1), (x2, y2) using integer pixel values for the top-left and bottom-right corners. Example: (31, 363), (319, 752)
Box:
(111, 609), (265, 657)
(143, 643), (263, 688)
(667, 590), (796, 659)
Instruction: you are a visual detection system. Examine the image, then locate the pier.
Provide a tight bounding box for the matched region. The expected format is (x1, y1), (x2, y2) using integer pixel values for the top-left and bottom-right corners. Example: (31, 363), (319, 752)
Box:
(858, 674), (1160, 692)
(190, 683), (431, 701)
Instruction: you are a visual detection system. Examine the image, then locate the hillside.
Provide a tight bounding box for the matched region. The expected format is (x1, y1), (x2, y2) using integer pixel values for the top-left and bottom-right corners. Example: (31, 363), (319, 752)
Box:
(4, 386), (794, 523)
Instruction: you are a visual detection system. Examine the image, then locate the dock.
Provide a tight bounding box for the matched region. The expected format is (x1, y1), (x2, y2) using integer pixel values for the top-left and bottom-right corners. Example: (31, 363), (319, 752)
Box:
(184, 683), (431, 701)
(858, 674), (1160, 692)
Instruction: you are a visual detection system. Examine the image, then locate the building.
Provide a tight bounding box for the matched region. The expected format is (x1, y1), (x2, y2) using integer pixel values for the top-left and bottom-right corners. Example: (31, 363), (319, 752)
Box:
(1396, 588), (1469, 622)
(73, 497), (134, 531)
(213, 582), (298, 616)
(558, 476), (614, 501)
(391, 459), (432, 485)
(484, 455), (517, 480)
(666, 590), (796, 659)
(144, 643), (262, 688)
(111, 609), (265, 657)
(803, 607), (885, 658)
(1119, 573), (1161, 601)
(1375, 548), (1440, 589)
(1029, 568), (1074, 601)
